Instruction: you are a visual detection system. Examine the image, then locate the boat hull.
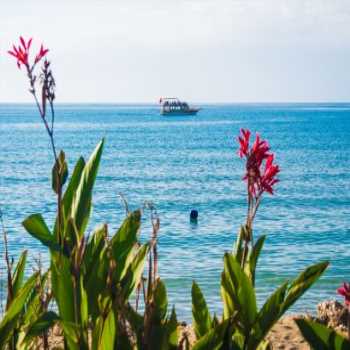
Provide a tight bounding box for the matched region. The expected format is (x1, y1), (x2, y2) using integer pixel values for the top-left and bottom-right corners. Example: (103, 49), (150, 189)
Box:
(161, 108), (200, 116)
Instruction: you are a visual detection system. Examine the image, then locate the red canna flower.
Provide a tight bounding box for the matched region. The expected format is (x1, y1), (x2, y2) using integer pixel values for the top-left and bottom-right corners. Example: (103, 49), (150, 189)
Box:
(260, 154), (280, 194)
(237, 128), (279, 197)
(337, 282), (350, 306)
(251, 134), (270, 168)
(8, 36), (31, 68)
(238, 128), (251, 158)
(35, 44), (49, 64)
(8, 36), (48, 69)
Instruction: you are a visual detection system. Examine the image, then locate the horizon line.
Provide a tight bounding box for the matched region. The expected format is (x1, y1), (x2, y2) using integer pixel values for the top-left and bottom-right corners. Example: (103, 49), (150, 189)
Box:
(0, 101), (349, 105)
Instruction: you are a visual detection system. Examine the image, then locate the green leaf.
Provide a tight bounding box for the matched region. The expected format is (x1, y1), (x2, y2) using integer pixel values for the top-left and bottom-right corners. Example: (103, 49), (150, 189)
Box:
(233, 226), (245, 262)
(246, 235), (265, 285)
(250, 281), (289, 348)
(192, 281), (212, 339)
(148, 306), (179, 350)
(167, 306), (178, 348)
(295, 318), (350, 350)
(71, 139), (104, 237)
(23, 311), (59, 343)
(154, 279), (168, 322)
(121, 243), (149, 300)
(83, 225), (107, 275)
(221, 270), (237, 320)
(93, 310), (116, 350)
(22, 214), (60, 252)
(282, 261), (329, 313)
(51, 255), (75, 323)
(80, 276), (89, 327)
(192, 319), (231, 350)
(0, 272), (38, 348)
(223, 253), (257, 328)
(54, 156), (85, 242)
(12, 250), (27, 297)
(61, 157), (85, 217)
(110, 210), (141, 281)
(84, 247), (109, 321)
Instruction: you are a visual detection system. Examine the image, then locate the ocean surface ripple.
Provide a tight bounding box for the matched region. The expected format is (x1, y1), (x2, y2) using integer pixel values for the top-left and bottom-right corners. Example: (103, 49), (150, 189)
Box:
(0, 103), (349, 320)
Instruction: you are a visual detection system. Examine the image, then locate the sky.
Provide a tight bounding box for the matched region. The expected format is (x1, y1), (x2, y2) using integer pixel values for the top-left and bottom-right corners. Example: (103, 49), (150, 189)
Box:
(1, 0), (350, 103)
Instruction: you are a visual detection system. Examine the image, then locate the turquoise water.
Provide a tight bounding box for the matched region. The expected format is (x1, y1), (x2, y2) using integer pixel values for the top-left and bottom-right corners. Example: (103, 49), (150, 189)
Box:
(0, 103), (349, 320)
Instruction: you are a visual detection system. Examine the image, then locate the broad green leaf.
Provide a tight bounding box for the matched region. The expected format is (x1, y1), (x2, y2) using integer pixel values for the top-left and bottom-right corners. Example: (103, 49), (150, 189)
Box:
(250, 281), (289, 348)
(93, 310), (116, 350)
(53, 156), (85, 242)
(12, 250), (27, 297)
(61, 157), (85, 218)
(80, 276), (88, 327)
(23, 311), (59, 343)
(295, 318), (350, 350)
(223, 253), (257, 328)
(192, 281), (212, 339)
(147, 306), (178, 350)
(192, 319), (231, 350)
(154, 279), (168, 322)
(84, 246), (109, 321)
(22, 214), (60, 252)
(0, 272), (38, 348)
(83, 225), (107, 276)
(282, 261), (329, 313)
(51, 255), (75, 323)
(121, 243), (149, 300)
(233, 226), (245, 262)
(246, 235), (265, 284)
(71, 139), (104, 237)
(167, 306), (178, 348)
(221, 270), (237, 320)
(111, 210), (141, 281)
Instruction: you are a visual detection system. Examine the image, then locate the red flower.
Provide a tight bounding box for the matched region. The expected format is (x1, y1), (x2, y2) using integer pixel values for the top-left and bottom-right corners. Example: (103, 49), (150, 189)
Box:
(237, 129), (279, 197)
(337, 282), (350, 306)
(35, 44), (49, 64)
(251, 134), (270, 168)
(260, 154), (280, 194)
(238, 128), (251, 158)
(8, 36), (48, 69)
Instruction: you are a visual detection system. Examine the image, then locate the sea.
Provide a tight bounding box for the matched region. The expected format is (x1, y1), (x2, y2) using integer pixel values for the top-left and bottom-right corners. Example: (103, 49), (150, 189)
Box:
(0, 103), (349, 321)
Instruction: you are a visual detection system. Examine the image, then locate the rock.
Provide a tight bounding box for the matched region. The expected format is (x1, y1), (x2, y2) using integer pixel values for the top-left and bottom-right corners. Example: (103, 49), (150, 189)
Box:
(317, 300), (349, 332)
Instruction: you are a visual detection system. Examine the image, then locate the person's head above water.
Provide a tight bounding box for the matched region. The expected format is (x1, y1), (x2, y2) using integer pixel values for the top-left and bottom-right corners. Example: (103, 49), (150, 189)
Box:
(190, 210), (198, 220)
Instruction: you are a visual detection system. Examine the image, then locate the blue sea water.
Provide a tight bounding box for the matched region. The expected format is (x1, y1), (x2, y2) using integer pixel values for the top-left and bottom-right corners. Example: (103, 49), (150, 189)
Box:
(0, 103), (349, 320)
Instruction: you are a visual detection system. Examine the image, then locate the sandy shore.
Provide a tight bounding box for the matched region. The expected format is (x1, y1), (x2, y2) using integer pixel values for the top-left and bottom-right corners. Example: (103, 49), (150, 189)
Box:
(180, 315), (309, 350)
(40, 300), (350, 349)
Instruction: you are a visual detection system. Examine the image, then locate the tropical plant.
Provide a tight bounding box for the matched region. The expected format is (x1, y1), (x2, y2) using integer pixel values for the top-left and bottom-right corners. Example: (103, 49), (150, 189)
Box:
(0, 207), (49, 350)
(4, 37), (178, 350)
(295, 318), (350, 350)
(191, 129), (329, 349)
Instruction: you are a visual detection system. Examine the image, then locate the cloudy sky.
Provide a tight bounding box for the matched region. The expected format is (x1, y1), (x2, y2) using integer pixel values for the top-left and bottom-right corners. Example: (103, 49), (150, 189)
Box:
(1, 0), (350, 102)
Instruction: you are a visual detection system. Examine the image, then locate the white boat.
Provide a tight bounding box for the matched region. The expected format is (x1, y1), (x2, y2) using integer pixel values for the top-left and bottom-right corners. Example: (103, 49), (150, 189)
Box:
(159, 97), (200, 115)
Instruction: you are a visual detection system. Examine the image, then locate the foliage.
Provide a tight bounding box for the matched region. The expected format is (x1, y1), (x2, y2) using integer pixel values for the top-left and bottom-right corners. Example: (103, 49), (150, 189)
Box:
(190, 130), (329, 349)
(295, 318), (350, 350)
(191, 238), (328, 349)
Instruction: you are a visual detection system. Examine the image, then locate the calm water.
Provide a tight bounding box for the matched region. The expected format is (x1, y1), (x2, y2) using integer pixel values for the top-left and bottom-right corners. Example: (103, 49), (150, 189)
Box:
(0, 103), (349, 320)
